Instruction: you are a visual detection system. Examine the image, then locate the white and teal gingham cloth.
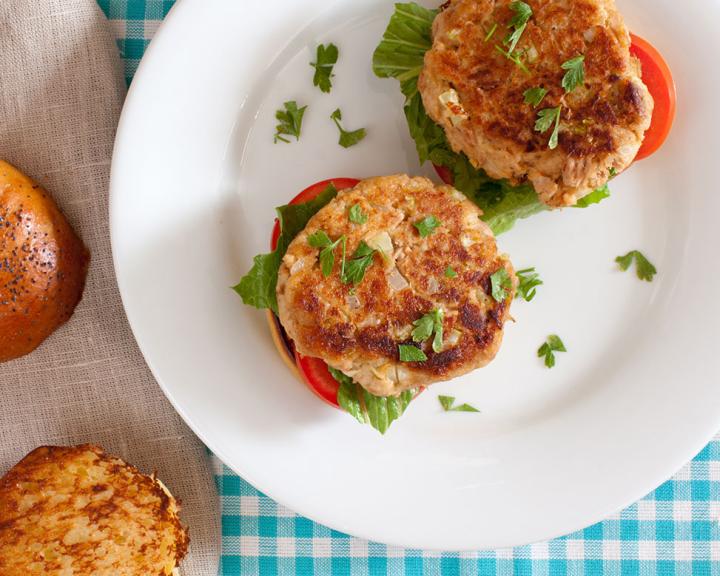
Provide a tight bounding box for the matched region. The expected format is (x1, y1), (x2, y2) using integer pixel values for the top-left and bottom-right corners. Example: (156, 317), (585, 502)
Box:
(100, 1), (720, 574)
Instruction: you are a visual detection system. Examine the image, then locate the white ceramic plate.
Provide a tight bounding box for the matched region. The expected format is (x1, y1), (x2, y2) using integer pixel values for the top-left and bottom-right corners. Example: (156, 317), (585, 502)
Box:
(110, 0), (720, 550)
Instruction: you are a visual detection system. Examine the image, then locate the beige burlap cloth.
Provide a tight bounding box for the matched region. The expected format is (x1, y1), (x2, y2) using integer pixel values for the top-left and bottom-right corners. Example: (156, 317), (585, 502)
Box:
(0, 1), (221, 573)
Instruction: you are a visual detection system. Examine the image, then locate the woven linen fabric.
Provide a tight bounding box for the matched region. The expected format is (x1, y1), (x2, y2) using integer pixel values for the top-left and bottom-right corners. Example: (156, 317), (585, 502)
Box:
(102, 1), (720, 575)
(0, 1), (220, 574)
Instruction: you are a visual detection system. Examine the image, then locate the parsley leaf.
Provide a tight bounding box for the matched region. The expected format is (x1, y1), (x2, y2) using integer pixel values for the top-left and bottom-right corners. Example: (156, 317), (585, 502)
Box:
(505, 1), (532, 53)
(445, 266), (457, 278)
(308, 230), (344, 277)
(274, 101), (307, 143)
(414, 215), (441, 237)
(310, 43), (339, 93)
(438, 395), (480, 413)
(234, 184), (338, 313)
(331, 108), (367, 148)
(538, 334), (567, 368)
(399, 344), (428, 362)
(516, 267), (543, 302)
(490, 268), (513, 302)
(348, 204), (368, 224)
(615, 250), (657, 282)
(523, 86), (548, 108)
(412, 309), (444, 353)
(307, 230), (332, 248)
(535, 106), (562, 149)
(341, 241), (376, 285)
(330, 367), (416, 434)
(561, 55), (585, 93)
(608, 167), (618, 178)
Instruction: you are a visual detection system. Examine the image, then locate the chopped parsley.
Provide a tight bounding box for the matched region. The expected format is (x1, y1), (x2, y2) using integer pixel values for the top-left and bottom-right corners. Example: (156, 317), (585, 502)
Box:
(535, 106), (562, 149)
(310, 43), (339, 93)
(412, 309), (444, 353)
(399, 344), (428, 363)
(341, 240), (376, 285)
(273, 101), (307, 143)
(444, 266), (458, 278)
(615, 250), (657, 282)
(516, 267), (543, 302)
(538, 335), (566, 368)
(414, 215), (441, 237)
(608, 167), (618, 178)
(505, 1), (533, 53)
(348, 204), (368, 224)
(561, 55), (585, 93)
(484, 22), (498, 42)
(490, 268), (512, 302)
(308, 230), (345, 277)
(438, 395), (480, 413)
(330, 108), (367, 148)
(523, 86), (548, 108)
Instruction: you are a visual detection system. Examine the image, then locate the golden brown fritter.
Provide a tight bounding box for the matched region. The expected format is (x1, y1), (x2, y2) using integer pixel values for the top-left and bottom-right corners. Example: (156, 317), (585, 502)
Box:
(277, 175), (515, 396)
(419, 0), (653, 206)
(0, 445), (188, 576)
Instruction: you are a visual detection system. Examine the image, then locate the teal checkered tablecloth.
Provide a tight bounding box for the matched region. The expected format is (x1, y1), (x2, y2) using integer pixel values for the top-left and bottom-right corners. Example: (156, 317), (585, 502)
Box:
(101, 1), (720, 574)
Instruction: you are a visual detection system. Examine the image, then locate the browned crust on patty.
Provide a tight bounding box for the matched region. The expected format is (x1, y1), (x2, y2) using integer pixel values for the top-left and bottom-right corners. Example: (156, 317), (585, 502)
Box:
(419, 0), (653, 206)
(0, 445), (188, 576)
(276, 175), (515, 396)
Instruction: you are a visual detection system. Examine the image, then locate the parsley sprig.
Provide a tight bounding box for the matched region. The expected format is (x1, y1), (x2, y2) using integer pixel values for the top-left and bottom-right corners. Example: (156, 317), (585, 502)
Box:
(310, 43), (339, 93)
(495, 1), (532, 73)
(561, 55), (585, 93)
(331, 108), (367, 148)
(342, 241), (376, 285)
(615, 250), (657, 282)
(523, 86), (547, 108)
(412, 309), (444, 353)
(516, 267), (543, 301)
(399, 344), (427, 363)
(274, 101), (307, 144)
(490, 268), (513, 302)
(438, 395), (480, 413)
(308, 230), (346, 278)
(535, 106), (562, 149)
(538, 335), (566, 368)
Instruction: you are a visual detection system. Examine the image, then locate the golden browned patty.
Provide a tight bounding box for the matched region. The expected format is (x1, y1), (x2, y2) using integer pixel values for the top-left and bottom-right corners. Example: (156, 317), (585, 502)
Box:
(0, 445), (188, 576)
(277, 175), (516, 396)
(419, 0), (653, 207)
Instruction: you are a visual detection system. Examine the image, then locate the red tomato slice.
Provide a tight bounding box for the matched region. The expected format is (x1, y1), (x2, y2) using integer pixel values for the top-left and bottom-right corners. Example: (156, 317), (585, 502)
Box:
(294, 351), (341, 408)
(269, 177), (359, 406)
(270, 178), (361, 251)
(630, 33), (676, 161)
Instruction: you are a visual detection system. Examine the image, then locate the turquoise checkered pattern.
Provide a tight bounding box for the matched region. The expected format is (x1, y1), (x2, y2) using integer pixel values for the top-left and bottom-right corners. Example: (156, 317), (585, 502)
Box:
(101, 1), (720, 573)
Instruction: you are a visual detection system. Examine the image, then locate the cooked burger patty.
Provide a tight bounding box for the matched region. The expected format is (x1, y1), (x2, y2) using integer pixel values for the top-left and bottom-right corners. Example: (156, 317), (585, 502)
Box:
(419, 0), (653, 207)
(277, 175), (515, 396)
(0, 445), (188, 576)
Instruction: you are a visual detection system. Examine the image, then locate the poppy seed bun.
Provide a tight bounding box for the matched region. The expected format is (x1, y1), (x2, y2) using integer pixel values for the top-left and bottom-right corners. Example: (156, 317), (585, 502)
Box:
(276, 175), (515, 396)
(0, 445), (189, 576)
(419, 0), (653, 206)
(0, 161), (89, 362)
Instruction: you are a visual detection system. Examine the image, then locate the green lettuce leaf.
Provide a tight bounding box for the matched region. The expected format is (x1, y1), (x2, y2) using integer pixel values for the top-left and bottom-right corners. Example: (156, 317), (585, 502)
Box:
(329, 367), (415, 434)
(373, 2), (608, 234)
(233, 183), (338, 313)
